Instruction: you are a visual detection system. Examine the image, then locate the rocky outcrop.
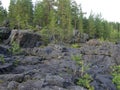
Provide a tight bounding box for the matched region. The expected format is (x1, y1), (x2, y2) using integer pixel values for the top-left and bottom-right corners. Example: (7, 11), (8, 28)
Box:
(0, 27), (11, 41)
(5, 30), (42, 48)
(23, 42), (119, 90)
(0, 45), (10, 55)
(71, 30), (89, 43)
(0, 40), (119, 90)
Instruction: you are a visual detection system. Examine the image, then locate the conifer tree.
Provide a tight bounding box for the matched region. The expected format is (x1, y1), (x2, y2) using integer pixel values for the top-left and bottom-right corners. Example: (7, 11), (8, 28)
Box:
(0, 1), (7, 26)
(102, 21), (111, 39)
(88, 12), (95, 38)
(78, 4), (83, 34)
(8, 0), (17, 28)
(94, 14), (104, 38)
(33, 1), (44, 27)
(57, 0), (71, 29)
(9, 0), (33, 29)
(71, 1), (79, 29)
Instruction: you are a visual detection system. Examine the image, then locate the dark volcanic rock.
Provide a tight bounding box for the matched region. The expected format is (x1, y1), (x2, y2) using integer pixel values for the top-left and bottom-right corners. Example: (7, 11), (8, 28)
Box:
(0, 40), (120, 90)
(6, 30), (42, 48)
(0, 63), (14, 74)
(17, 80), (44, 90)
(7, 81), (19, 90)
(0, 45), (10, 55)
(71, 31), (89, 43)
(0, 27), (11, 41)
(91, 74), (116, 90)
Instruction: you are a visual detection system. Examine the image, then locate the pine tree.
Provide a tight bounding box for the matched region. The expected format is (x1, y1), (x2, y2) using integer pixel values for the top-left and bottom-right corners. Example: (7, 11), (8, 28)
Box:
(78, 4), (83, 34)
(33, 1), (44, 27)
(57, 0), (71, 29)
(71, 1), (79, 29)
(57, 0), (72, 41)
(94, 14), (104, 38)
(8, 0), (33, 29)
(0, 1), (7, 26)
(34, 0), (56, 27)
(102, 21), (111, 40)
(88, 12), (95, 38)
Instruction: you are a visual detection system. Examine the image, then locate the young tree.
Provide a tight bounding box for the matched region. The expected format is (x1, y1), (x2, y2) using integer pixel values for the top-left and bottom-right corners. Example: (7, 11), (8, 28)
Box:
(71, 1), (79, 29)
(78, 4), (83, 34)
(9, 0), (33, 29)
(33, 1), (44, 27)
(57, 0), (72, 41)
(57, 0), (72, 29)
(34, 0), (56, 27)
(88, 12), (96, 38)
(0, 1), (7, 26)
(16, 0), (33, 29)
(102, 20), (111, 40)
(94, 14), (104, 38)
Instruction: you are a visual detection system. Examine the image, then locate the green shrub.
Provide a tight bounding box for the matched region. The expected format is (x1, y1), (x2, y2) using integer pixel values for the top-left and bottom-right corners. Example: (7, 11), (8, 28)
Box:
(77, 73), (94, 90)
(9, 41), (22, 55)
(71, 43), (80, 48)
(0, 55), (5, 64)
(72, 54), (83, 65)
(0, 80), (3, 83)
(72, 54), (93, 90)
(13, 59), (20, 66)
(112, 65), (120, 90)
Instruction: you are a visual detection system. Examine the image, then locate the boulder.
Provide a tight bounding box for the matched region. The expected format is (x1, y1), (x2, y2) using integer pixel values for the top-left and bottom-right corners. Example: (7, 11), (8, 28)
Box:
(6, 30), (42, 48)
(7, 81), (19, 90)
(80, 33), (89, 43)
(45, 75), (65, 87)
(71, 30), (89, 43)
(91, 74), (116, 90)
(3, 19), (10, 27)
(116, 40), (120, 45)
(0, 27), (11, 41)
(67, 86), (87, 90)
(86, 39), (102, 46)
(0, 45), (10, 55)
(0, 63), (14, 74)
(17, 80), (44, 90)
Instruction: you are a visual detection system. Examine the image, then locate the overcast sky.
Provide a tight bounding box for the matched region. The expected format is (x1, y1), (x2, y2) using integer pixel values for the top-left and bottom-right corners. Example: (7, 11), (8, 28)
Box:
(1, 0), (120, 22)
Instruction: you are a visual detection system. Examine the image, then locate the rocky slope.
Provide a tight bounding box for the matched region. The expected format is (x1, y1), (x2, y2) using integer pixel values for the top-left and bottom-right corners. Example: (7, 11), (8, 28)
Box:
(0, 29), (120, 90)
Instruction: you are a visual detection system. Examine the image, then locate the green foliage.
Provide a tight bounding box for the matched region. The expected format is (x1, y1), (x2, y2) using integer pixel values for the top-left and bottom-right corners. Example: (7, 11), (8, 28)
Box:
(111, 65), (120, 90)
(0, 1), (7, 26)
(58, 0), (70, 29)
(78, 5), (83, 34)
(0, 80), (4, 83)
(71, 43), (80, 48)
(8, 0), (17, 28)
(9, 0), (33, 29)
(88, 12), (95, 38)
(33, 1), (45, 27)
(41, 27), (55, 43)
(94, 14), (104, 38)
(110, 29), (120, 42)
(77, 73), (94, 90)
(0, 0), (119, 42)
(72, 54), (83, 65)
(13, 59), (20, 66)
(72, 54), (93, 90)
(0, 55), (5, 64)
(10, 41), (22, 55)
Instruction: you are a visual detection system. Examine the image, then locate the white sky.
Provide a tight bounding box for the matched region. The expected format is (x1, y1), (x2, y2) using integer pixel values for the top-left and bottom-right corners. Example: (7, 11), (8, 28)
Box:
(1, 0), (120, 22)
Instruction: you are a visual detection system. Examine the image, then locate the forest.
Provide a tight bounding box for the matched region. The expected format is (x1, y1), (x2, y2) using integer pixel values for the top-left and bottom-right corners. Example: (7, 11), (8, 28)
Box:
(0, 0), (120, 42)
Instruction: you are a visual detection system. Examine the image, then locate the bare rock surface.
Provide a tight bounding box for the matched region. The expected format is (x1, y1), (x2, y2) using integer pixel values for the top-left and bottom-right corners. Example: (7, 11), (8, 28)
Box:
(0, 31), (119, 90)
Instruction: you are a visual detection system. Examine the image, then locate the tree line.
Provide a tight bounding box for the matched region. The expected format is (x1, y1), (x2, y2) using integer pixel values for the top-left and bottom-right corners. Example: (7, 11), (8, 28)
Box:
(0, 0), (120, 42)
